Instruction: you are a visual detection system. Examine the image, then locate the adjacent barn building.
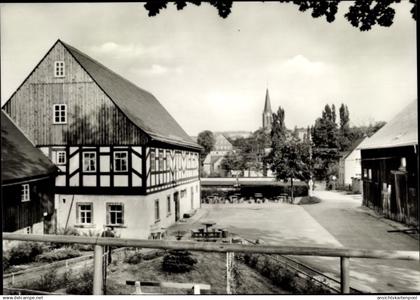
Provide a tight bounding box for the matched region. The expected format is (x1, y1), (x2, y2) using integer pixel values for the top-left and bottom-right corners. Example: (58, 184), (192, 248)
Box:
(1, 111), (57, 235)
(2, 39), (202, 239)
(338, 138), (365, 189)
(360, 100), (418, 227)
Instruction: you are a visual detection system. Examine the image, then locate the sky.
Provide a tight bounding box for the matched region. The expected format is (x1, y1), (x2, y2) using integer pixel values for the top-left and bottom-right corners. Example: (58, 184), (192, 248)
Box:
(1, 2), (417, 136)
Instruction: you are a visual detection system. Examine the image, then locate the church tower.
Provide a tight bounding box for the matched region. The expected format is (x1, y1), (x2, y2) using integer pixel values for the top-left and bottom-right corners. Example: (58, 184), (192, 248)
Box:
(262, 89), (273, 131)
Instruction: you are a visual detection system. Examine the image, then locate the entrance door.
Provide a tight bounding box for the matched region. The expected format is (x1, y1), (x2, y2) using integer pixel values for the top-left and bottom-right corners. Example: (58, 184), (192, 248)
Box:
(174, 192), (180, 221)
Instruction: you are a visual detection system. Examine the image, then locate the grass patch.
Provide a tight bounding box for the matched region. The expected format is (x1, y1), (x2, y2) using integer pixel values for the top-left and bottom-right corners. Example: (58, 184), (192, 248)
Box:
(298, 196), (321, 205)
(108, 251), (286, 294)
(239, 253), (331, 294)
(14, 266), (73, 292)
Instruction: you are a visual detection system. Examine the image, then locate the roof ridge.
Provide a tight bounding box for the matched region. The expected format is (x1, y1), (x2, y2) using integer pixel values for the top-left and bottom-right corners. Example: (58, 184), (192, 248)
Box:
(59, 40), (200, 150)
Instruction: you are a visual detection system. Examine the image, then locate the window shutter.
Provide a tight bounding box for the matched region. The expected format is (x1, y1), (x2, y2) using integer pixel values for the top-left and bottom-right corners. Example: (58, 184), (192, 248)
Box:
(106, 204), (110, 225)
(76, 204), (80, 223)
(121, 203), (125, 225)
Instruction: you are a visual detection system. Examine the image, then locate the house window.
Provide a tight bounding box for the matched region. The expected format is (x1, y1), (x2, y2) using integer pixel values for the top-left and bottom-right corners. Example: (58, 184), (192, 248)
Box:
(154, 199), (160, 221)
(107, 203), (124, 225)
(21, 184), (30, 202)
(53, 104), (67, 124)
(159, 150), (164, 171)
(83, 152), (96, 172)
(368, 169), (372, 180)
(167, 195), (171, 215)
(54, 61), (65, 77)
(77, 203), (93, 224)
(151, 150), (156, 172)
(181, 189), (186, 198)
(56, 150), (66, 165)
(114, 151), (128, 172)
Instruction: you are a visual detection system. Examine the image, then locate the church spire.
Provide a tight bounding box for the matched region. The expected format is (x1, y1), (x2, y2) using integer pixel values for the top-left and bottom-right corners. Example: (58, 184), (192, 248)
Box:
(262, 89), (273, 130)
(263, 88), (272, 114)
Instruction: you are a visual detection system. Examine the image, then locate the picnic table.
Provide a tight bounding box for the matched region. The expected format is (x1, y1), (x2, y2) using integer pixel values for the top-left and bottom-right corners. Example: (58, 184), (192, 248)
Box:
(201, 221), (216, 232)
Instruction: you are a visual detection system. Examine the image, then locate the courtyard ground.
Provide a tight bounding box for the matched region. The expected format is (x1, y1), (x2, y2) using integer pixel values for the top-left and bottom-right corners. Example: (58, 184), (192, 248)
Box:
(176, 190), (419, 293)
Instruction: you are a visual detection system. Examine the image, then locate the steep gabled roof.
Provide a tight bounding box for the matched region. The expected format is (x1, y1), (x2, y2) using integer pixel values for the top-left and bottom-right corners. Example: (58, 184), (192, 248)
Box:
(60, 41), (201, 150)
(1, 111), (57, 184)
(359, 100), (418, 150)
(342, 137), (365, 159)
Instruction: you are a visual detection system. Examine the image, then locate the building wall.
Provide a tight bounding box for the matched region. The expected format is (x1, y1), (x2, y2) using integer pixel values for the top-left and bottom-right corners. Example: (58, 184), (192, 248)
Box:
(344, 149), (361, 186)
(361, 145), (418, 226)
(3, 41), (148, 146)
(213, 134), (233, 151)
(145, 146), (199, 193)
(55, 180), (201, 239)
(2, 177), (55, 233)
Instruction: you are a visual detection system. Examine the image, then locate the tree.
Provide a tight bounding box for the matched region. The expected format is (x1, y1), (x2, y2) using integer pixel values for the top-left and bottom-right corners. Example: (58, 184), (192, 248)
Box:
(338, 103), (352, 151)
(270, 133), (312, 201)
(143, 0), (416, 31)
(197, 130), (215, 161)
(311, 104), (339, 180)
(267, 107), (312, 200)
(220, 152), (246, 176)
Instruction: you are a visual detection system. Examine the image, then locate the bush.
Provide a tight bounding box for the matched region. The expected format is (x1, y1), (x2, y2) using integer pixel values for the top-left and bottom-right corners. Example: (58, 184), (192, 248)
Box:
(8, 242), (46, 265)
(143, 250), (165, 260)
(124, 252), (143, 264)
(16, 267), (72, 292)
(298, 196), (321, 205)
(3, 256), (10, 271)
(303, 279), (331, 294)
(66, 267), (93, 295)
(35, 248), (81, 263)
(162, 250), (197, 273)
(50, 227), (80, 249)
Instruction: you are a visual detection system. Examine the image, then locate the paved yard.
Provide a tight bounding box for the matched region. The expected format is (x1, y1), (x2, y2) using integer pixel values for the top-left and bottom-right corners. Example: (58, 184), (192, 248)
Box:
(181, 192), (419, 293)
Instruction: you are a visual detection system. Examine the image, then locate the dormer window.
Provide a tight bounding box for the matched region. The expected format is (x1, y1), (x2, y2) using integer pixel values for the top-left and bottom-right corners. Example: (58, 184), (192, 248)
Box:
(54, 61), (65, 77)
(53, 104), (67, 124)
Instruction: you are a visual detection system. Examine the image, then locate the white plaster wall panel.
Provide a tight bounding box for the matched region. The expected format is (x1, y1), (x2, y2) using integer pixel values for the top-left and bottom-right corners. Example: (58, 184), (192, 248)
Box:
(132, 173), (142, 187)
(114, 175), (128, 187)
(69, 152), (79, 174)
(100, 147), (110, 153)
(132, 153), (142, 174)
(69, 173), (79, 186)
(100, 155), (110, 172)
(56, 175), (66, 186)
(100, 175), (110, 187)
(83, 175), (96, 187)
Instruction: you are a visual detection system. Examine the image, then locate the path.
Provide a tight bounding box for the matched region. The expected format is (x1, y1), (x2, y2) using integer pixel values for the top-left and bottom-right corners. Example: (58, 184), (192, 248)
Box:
(188, 195), (419, 293)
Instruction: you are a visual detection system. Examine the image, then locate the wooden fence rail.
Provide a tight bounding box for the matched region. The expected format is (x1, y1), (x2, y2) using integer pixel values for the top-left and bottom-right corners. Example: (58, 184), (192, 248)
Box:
(3, 233), (419, 295)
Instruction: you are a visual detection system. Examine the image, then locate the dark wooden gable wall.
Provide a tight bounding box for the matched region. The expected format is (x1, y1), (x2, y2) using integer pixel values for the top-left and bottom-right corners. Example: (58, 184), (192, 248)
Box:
(3, 41), (148, 146)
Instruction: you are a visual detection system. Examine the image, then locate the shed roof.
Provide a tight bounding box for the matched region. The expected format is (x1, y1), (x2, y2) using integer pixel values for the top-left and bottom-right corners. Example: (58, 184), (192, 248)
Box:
(359, 100), (418, 150)
(1, 111), (57, 184)
(60, 41), (201, 151)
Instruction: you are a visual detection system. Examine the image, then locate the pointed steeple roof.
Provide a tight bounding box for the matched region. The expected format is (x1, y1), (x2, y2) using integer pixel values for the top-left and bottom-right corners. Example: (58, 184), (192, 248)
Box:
(263, 89), (272, 114)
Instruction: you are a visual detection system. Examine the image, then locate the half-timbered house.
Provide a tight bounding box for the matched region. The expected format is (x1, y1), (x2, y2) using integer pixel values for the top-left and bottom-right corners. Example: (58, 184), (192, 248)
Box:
(2, 40), (202, 239)
(1, 111), (57, 235)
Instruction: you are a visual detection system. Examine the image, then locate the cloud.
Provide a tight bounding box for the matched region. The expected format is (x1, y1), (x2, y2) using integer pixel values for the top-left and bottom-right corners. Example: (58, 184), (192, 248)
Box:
(131, 64), (184, 77)
(269, 54), (330, 77)
(90, 41), (173, 61)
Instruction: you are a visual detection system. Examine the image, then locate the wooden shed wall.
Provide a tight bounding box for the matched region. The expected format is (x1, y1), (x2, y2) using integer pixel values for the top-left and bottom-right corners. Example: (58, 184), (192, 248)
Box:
(2, 177), (56, 233)
(3, 42), (148, 146)
(361, 145), (418, 226)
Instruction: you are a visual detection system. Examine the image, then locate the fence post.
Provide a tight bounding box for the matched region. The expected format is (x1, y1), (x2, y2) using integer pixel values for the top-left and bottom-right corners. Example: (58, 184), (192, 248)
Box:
(93, 245), (103, 295)
(340, 257), (350, 294)
(193, 284), (201, 294)
(134, 281), (142, 294)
